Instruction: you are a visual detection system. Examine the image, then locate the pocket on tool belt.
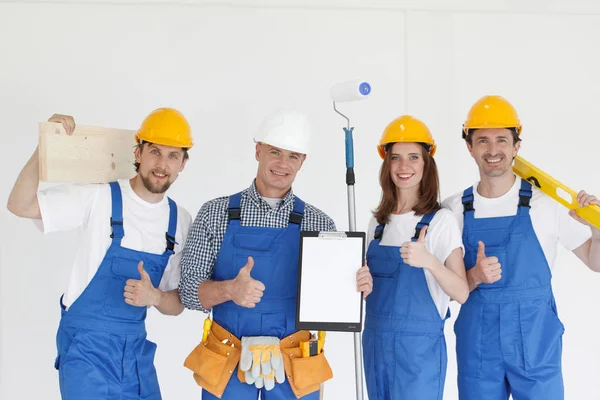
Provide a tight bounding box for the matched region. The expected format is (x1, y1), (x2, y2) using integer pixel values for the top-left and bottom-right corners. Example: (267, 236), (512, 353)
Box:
(184, 334), (240, 396)
(184, 341), (228, 387)
(290, 351), (333, 390)
(281, 346), (333, 397)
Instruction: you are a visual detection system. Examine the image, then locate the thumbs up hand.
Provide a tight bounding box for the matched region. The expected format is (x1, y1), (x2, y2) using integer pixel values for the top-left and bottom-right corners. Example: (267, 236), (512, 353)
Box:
(124, 261), (161, 307)
(400, 226), (436, 269)
(472, 241), (502, 285)
(231, 256), (266, 308)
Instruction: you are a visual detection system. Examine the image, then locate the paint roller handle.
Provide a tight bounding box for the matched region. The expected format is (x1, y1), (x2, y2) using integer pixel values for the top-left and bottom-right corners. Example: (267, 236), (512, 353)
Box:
(345, 127), (355, 174)
(345, 134), (355, 185)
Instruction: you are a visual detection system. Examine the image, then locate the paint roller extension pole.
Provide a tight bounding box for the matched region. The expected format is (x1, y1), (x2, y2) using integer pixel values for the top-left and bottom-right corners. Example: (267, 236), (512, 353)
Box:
(345, 126), (363, 400)
(330, 79), (371, 400)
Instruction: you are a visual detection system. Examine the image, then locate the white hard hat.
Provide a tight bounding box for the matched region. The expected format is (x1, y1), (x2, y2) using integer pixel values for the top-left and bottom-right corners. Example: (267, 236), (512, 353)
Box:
(253, 109), (311, 155)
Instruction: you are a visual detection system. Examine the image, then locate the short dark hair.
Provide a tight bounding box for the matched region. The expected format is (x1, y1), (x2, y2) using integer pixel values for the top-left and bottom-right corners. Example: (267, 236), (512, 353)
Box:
(465, 128), (521, 145)
(134, 141), (189, 172)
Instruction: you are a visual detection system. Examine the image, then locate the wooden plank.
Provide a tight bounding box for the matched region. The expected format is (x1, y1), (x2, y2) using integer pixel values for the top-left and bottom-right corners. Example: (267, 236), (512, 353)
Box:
(38, 121), (137, 183)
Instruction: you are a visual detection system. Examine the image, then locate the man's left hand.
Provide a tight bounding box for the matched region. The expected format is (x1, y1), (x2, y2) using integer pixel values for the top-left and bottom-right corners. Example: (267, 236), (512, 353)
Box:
(570, 190), (600, 232)
(124, 261), (161, 307)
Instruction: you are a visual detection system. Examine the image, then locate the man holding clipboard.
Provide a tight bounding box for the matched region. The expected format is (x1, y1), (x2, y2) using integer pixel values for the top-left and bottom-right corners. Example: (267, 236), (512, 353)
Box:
(179, 109), (373, 400)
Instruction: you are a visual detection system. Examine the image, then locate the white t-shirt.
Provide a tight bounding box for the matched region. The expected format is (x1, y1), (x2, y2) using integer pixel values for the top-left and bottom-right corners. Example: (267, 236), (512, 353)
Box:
(36, 179), (192, 310)
(441, 176), (592, 270)
(366, 208), (465, 318)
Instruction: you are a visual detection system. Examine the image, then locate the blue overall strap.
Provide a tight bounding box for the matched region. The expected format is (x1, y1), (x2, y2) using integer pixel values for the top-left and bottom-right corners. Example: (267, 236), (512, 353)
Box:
(517, 179), (533, 216)
(226, 192), (243, 227)
(461, 186), (475, 224)
(289, 196), (305, 226)
(412, 211), (437, 241)
(373, 224), (385, 240)
(461, 186), (475, 214)
(165, 197), (178, 255)
(109, 182), (124, 241)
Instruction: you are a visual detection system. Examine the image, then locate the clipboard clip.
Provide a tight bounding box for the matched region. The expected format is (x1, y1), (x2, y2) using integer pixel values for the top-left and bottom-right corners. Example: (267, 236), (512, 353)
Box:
(318, 232), (348, 239)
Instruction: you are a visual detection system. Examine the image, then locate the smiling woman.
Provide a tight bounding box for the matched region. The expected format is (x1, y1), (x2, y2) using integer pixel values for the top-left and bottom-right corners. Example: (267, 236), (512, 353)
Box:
(363, 114), (468, 400)
(374, 116), (440, 221)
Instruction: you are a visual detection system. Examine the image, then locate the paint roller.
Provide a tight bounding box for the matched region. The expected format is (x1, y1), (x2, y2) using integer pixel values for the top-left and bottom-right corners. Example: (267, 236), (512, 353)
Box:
(330, 79), (372, 103)
(330, 79), (371, 400)
(330, 79), (371, 231)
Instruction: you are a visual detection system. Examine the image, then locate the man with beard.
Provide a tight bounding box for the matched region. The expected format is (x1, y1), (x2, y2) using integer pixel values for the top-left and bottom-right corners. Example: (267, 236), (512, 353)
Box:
(178, 109), (373, 400)
(7, 108), (193, 400)
(442, 95), (600, 400)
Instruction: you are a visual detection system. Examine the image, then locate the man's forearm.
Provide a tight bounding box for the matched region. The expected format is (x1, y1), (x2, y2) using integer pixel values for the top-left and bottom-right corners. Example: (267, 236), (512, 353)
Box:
(586, 232), (600, 272)
(7, 147), (41, 218)
(197, 280), (234, 311)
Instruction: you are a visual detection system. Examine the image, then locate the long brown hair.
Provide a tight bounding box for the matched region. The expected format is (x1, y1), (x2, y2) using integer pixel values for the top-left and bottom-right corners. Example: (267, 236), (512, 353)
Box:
(373, 144), (441, 225)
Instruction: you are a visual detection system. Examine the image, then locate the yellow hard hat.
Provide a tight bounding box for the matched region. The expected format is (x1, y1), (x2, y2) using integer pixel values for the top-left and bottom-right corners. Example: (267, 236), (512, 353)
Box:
(377, 115), (436, 159)
(135, 107), (193, 149)
(462, 95), (522, 139)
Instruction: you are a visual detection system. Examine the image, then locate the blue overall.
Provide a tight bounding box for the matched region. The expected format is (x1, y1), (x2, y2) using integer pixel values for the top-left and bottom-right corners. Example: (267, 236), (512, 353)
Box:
(54, 181), (178, 400)
(363, 211), (448, 400)
(203, 193), (318, 400)
(455, 180), (565, 400)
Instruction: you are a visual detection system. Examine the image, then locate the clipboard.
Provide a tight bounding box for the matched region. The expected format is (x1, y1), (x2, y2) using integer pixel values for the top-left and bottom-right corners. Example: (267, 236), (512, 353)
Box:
(296, 231), (365, 332)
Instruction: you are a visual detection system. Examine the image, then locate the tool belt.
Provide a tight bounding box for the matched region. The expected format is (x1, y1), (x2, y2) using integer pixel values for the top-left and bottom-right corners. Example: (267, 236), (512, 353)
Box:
(184, 320), (333, 398)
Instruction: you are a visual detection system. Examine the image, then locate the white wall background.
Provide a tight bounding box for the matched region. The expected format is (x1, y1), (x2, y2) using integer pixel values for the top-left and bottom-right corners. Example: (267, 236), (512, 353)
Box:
(1, 1), (600, 399)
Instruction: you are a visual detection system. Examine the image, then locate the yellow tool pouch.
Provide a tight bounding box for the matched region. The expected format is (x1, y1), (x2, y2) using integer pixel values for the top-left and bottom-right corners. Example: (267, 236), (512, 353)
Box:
(280, 331), (334, 398)
(184, 321), (241, 398)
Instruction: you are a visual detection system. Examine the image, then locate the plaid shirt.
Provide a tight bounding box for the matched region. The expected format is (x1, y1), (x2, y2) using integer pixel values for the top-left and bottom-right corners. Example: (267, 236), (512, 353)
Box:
(178, 180), (337, 312)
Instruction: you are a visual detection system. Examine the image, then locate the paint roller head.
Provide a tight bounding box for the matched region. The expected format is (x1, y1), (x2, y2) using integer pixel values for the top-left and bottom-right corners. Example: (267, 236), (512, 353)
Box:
(329, 80), (371, 103)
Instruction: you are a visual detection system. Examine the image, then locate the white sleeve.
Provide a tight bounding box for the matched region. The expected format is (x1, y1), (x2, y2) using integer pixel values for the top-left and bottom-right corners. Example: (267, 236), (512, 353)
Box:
(441, 194), (465, 233)
(557, 203), (592, 251)
(159, 252), (182, 292)
(158, 205), (192, 292)
(36, 183), (100, 234)
(428, 209), (465, 265)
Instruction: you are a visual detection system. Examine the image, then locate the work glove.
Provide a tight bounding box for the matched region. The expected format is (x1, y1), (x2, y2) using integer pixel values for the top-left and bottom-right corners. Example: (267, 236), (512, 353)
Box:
(240, 336), (285, 390)
(264, 369), (275, 391)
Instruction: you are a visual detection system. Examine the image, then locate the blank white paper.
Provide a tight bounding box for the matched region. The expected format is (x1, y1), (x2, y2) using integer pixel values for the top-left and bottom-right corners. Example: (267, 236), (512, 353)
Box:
(298, 236), (363, 324)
